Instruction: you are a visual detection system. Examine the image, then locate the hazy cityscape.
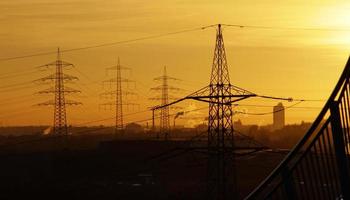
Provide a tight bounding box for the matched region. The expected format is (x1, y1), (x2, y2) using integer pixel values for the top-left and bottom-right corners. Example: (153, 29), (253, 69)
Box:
(1, 1), (350, 200)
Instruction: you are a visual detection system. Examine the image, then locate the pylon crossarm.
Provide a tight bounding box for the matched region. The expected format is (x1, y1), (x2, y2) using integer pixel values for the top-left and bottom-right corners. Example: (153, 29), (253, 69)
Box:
(33, 74), (56, 83)
(62, 74), (79, 81)
(152, 93), (256, 111)
(35, 99), (82, 106)
(33, 73), (78, 83)
(100, 90), (137, 98)
(153, 75), (179, 81)
(187, 97), (234, 105)
(150, 85), (181, 91)
(62, 86), (81, 93)
(35, 100), (55, 106)
(151, 85), (212, 110)
(37, 60), (74, 69)
(190, 94), (256, 99)
(103, 78), (135, 83)
(36, 86), (81, 94)
(229, 84), (256, 96)
(149, 97), (180, 101)
(105, 65), (131, 71)
(100, 102), (139, 106)
(65, 99), (83, 105)
(186, 85), (211, 97)
(226, 96), (257, 104)
(36, 87), (55, 94)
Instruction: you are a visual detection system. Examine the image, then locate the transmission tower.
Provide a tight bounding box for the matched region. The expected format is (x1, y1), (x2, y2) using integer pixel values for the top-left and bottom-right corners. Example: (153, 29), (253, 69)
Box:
(206, 24), (237, 200)
(35, 48), (82, 135)
(100, 58), (138, 134)
(150, 66), (182, 140)
(152, 24), (257, 199)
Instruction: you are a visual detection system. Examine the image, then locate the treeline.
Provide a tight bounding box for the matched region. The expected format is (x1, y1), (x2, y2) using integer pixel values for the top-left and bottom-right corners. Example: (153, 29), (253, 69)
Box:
(241, 123), (312, 149)
(0, 126), (47, 137)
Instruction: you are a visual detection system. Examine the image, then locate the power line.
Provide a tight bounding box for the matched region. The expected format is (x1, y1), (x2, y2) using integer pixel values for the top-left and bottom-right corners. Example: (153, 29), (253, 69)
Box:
(221, 23), (350, 32)
(0, 69), (38, 80)
(0, 96), (36, 107)
(0, 94), (34, 103)
(234, 103), (322, 110)
(0, 85), (36, 93)
(73, 109), (150, 126)
(291, 98), (325, 102)
(73, 106), (208, 127)
(71, 67), (101, 86)
(0, 25), (212, 62)
(1, 23), (349, 63)
(256, 94), (326, 102)
(0, 81), (33, 89)
(235, 101), (303, 116)
(0, 108), (40, 119)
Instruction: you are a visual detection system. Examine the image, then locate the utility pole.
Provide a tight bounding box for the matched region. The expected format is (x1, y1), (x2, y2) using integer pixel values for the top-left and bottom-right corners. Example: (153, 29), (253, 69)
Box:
(35, 48), (82, 135)
(100, 58), (138, 135)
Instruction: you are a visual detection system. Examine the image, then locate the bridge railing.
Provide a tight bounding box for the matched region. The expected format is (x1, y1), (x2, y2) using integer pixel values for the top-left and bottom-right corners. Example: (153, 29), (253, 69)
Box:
(245, 57), (350, 200)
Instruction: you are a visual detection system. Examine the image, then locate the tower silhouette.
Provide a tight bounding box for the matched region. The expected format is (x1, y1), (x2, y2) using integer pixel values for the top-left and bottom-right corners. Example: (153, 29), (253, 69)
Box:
(100, 58), (138, 134)
(115, 58), (124, 132)
(53, 49), (67, 135)
(206, 24), (237, 200)
(160, 66), (170, 140)
(35, 48), (82, 135)
(150, 66), (182, 140)
(152, 24), (257, 199)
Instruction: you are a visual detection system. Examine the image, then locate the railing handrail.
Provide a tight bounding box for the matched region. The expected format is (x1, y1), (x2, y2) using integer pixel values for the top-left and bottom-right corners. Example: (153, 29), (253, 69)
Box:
(245, 56), (350, 199)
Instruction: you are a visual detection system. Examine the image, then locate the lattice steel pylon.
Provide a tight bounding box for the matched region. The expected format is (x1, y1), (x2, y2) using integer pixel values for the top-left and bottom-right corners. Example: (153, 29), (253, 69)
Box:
(53, 49), (67, 135)
(115, 58), (124, 131)
(35, 48), (82, 135)
(150, 66), (182, 140)
(196, 24), (257, 200)
(207, 24), (237, 200)
(160, 66), (170, 140)
(152, 24), (257, 199)
(100, 58), (138, 134)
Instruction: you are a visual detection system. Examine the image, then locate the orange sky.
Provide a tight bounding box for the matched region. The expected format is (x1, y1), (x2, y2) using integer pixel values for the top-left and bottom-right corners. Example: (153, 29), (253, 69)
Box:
(0, 0), (350, 127)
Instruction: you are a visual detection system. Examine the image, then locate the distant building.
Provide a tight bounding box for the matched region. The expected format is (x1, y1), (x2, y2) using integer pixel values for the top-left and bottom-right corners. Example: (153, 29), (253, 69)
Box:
(273, 102), (285, 130)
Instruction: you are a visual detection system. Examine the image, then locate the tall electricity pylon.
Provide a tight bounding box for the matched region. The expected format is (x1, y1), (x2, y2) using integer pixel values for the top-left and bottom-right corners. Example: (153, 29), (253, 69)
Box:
(206, 24), (237, 200)
(152, 24), (257, 199)
(35, 48), (82, 135)
(159, 66), (170, 140)
(100, 58), (138, 134)
(150, 66), (182, 140)
(190, 24), (256, 200)
(115, 58), (123, 131)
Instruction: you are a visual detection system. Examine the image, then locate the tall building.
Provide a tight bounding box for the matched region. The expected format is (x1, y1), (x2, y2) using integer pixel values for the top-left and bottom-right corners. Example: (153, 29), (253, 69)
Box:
(273, 102), (285, 130)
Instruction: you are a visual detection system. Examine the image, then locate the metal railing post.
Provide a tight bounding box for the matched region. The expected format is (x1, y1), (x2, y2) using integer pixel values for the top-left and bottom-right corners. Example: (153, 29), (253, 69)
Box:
(281, 166), (296, 200)
(330, 100), (350, 199)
